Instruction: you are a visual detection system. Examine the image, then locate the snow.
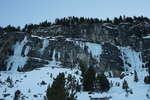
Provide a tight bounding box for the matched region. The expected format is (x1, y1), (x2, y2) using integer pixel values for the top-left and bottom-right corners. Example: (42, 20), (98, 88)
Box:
(0, 67), (82, 100)
(31, 35), (45, 40)
(143, 34), (150, 38)
(0, 67), (149, 100)
(6, 36), (29, 72)
(118, 46), (143, 73)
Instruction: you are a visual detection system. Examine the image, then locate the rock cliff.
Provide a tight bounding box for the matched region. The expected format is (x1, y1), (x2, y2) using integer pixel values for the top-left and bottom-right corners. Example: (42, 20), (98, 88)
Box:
(0, 22), (150, 76)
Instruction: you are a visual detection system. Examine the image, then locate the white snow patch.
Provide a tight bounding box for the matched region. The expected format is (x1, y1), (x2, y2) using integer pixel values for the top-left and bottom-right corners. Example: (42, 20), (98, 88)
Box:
(143, 34), (150, 38)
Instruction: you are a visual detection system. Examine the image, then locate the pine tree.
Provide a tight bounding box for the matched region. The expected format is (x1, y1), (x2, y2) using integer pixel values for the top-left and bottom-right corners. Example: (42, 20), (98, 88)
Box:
(95, 73), (110, 92)
(113, 17), (119, 25)
(79, 63), (86, 77)
(122, 79), (129, 92)
(134, 70), (138, 82)
(46, 84), (51, 100)
(83, 66), (96, 91)
(148, 62), (150, 75)
(144, 61), (150, 84)
(47, 73), (67, 100)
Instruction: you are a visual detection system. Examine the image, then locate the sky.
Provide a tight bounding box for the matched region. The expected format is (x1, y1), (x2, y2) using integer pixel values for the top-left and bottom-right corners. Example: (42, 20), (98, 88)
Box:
(0, 0), (150, 28)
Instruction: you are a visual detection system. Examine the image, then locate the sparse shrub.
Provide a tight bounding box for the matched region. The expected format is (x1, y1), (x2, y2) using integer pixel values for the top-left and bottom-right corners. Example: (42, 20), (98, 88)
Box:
(40, 81), (47, 85)
(144, 76), (150, 84)
(28, 89), (31, 93)
(33, 95), (38, 98)
(50, 73), (53, 78)
(146, 93), (149, 99)
(75, 71), (79, 75)
(122, 79), (129, 92)
(14, 90), (21, 100)
(3, 88), (7, 93)
(6, 76), (14, 88)
(24, 75), (27, 78)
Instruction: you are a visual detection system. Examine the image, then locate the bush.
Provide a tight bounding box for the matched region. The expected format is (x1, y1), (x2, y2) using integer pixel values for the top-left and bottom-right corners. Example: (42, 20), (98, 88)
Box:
(144, 76), (150, 84)
(14, 90), (21, 100)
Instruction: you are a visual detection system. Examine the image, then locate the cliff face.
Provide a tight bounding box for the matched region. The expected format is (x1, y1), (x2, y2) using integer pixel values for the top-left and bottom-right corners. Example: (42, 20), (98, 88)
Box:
(0, 22), (150, 76)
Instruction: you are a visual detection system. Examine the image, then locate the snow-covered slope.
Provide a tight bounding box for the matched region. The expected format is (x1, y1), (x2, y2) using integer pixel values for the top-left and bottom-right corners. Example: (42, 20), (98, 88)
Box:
(0, 66), (149, 100)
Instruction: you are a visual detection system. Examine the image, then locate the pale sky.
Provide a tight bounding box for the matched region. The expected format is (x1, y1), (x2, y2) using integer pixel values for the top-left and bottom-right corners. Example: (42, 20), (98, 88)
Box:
(0, 0), (150, 28)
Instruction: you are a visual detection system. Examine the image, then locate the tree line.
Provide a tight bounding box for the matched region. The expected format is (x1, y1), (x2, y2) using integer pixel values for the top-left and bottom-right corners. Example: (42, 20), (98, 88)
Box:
(0, 15), (150, 33)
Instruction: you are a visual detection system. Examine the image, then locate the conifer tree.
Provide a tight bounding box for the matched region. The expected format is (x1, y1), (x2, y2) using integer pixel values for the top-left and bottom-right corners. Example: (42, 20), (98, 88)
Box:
(47, 73), (67, 100)
(144, 61), (150, 84)
(94, 73), (110, 92)
(134, 70), (138, 82)
(83, 66), (96, 91)
(122, 79), (129, 92)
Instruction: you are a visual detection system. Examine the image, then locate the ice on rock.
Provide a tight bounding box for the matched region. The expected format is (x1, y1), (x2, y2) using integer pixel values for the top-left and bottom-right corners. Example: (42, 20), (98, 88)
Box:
(45, 49), (61, 67)
(24, 46), (31, 56)
(118, 46), (143, 73)
(6, 36), (29, 72)
(41, 39), (49, 53)
(75, 41), (102, 62)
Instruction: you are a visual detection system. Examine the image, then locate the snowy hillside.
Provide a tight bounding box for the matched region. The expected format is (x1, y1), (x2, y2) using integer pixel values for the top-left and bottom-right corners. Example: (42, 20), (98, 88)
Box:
(0, 66), (149, 100)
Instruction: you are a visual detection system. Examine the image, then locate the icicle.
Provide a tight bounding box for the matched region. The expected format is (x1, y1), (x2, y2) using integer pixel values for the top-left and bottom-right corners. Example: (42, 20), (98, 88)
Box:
(118, 46), (143, 73)
(6, 36), (29, 72)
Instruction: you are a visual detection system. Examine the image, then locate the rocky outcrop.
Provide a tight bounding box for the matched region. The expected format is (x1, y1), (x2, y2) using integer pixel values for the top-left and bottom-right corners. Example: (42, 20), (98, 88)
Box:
(0, 22), (150, 76)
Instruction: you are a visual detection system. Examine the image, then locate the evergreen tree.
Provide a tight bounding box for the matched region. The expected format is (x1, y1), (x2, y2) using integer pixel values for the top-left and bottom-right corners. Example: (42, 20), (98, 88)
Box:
(144, 61), (150, 84)
(125, 17), (134, 23)
(47, 73), (67, 100)
(122, 79), (129, 92)
(94, 73), (110, 92)
(113, 17), (119, 25)
(134, 70), (138, 82)
(148, 61), (150, 75)
(79, 63), (86, 77)
(13, 90), (21, 100)
(83, 66), (96, 91)
(66, 75), (78, 100)
(119, 16), (124, 23)
(39, 20), (51, 27)
(46, 84), (51, 100)
(144, 76), (150, 84)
